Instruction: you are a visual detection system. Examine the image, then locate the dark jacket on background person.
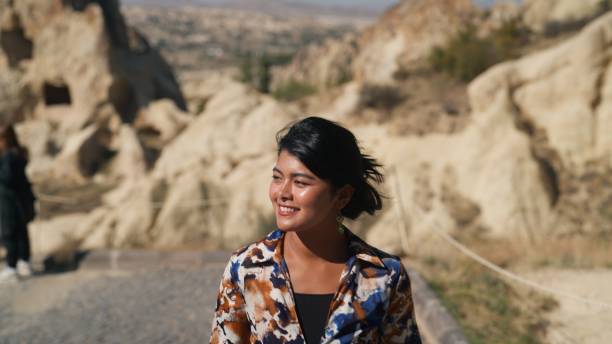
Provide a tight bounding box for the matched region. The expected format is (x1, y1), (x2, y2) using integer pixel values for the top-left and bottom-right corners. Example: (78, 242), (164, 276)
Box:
(0, 150), (32, 239)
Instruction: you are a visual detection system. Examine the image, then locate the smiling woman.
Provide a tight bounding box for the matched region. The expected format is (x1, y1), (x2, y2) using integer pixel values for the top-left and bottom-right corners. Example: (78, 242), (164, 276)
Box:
(210, 117), (422, 343)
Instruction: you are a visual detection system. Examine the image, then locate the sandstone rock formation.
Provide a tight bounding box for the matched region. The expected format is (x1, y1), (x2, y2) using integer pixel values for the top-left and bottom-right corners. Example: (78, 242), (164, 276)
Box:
(522, 0), (612, 34)
(365, 11), (612, 254)
(353, 0), (477, 84)
(1, 0), (186, 181)
(30, 77), (298, 254)
(17, 1), (612, 259)
(272, 0), (477, 90)
(271, 34), (358, 92)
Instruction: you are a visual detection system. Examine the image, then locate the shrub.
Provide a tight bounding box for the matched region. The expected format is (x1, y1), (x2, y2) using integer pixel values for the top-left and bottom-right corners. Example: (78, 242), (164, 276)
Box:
(272, 80), (316, 102)
(422, 257), (555, 344)
(429, 20), (528, 82)
(335, 67), (353, 86)
(238, 52), (294, 93)
(358, 84), (404, 110)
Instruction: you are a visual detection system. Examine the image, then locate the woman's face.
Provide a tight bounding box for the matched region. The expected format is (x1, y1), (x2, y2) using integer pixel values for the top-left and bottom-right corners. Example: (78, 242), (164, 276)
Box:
(269, 150), (349, 233)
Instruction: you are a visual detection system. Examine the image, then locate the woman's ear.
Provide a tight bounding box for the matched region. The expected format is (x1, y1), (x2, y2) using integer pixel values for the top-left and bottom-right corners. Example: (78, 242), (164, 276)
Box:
(336, 185), (355, 210)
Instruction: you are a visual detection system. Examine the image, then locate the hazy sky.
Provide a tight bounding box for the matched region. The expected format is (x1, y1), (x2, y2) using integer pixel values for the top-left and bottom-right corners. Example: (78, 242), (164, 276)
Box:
(283, 0), (522, 9)
(286, 0), (397, 10)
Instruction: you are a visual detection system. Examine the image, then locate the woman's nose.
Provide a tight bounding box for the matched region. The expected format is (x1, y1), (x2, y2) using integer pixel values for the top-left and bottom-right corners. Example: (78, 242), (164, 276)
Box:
(280, 181), (292, 200)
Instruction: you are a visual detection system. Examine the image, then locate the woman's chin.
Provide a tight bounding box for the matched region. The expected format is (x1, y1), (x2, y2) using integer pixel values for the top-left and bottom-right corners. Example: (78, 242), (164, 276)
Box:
(276, 224), (297, 232)
(275, 220), (301, 232)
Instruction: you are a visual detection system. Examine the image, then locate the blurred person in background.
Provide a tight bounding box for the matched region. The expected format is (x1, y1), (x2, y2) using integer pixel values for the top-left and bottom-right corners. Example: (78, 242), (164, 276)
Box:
(210, 117), (421, 343)
(0, 124), (35, 283)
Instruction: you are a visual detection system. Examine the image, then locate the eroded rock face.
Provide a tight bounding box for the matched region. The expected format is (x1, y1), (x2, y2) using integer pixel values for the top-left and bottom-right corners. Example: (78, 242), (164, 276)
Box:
(1, 0), (186, 181)
(470, 10), (612, 235)
(271, 34), (359, 92)
(272, 0), (477, 90)
(365, 12), (612, 254)
(353, 0), (477, 84)
(0, 67), (34, 124)
(47, 78), (297, 250)
(22, 2), (612, 256)
(522, 0), (611, 34)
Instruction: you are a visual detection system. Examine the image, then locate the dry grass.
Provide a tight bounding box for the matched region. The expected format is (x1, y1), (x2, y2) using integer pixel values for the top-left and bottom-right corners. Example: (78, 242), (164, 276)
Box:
(457, 233), (612, 270)
(411, 233), (612, 343)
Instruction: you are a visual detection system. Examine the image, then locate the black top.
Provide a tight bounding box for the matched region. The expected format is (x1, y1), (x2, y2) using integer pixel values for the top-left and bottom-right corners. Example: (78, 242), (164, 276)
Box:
(294, 293), (334, 344)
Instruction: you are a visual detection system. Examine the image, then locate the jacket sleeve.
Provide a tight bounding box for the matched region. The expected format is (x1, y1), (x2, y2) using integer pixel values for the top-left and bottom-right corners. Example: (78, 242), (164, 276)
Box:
(382, 262), (422, 344)
(210, 258), (251, 343)
(0, 152), (15, 185)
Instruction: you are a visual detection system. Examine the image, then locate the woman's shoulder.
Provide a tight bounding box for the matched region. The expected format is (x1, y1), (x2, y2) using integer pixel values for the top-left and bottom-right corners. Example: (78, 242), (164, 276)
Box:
(220, 230), (283, 284)
(347, 230), (404, 270)
(355, 242), (412, 294)
(227, 229), (283, 265)
(366, 245), (408, 284)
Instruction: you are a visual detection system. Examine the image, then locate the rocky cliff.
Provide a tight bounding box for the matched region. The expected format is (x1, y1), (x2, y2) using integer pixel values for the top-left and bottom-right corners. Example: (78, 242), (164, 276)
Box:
(365, 10), (612, 253)
(522, 0), (612, 34)
(271, 0), (477, 91)
(1, 0), (186, 182)
(4, 1), (610, 258)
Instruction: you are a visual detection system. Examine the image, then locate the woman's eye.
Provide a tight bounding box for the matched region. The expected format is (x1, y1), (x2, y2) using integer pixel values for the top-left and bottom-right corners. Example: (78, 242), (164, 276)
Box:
(272, 175), (281, 181)
(295, 180), (308, 186)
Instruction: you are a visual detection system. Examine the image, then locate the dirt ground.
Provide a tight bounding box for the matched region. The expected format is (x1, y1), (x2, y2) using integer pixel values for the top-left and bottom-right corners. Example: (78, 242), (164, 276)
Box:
(524, 268), (612, 344)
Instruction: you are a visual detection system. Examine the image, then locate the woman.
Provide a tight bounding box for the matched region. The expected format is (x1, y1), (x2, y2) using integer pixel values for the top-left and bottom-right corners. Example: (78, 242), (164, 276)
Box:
(210, 117), (421, 343)
(0, 124), (34, 282)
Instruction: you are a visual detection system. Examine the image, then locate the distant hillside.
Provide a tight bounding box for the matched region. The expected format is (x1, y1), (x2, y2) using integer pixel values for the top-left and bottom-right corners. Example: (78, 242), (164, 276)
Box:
(121, 0), (392, 18)
(474, 0), (523, 7)
(122, 5), (361, 75)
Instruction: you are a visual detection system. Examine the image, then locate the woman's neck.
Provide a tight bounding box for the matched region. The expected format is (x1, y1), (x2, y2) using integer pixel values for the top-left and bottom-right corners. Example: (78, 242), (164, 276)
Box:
(284, 221), (349, 264)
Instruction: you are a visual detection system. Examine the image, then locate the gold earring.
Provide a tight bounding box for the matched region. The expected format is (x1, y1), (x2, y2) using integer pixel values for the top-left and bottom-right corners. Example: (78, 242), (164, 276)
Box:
(336, 215), (345, 234)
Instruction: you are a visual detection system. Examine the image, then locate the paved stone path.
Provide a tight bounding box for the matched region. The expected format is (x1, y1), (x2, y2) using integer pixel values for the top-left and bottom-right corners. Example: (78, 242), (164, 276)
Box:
(0, 264), (225, 344)
(0, 251), (464, 344)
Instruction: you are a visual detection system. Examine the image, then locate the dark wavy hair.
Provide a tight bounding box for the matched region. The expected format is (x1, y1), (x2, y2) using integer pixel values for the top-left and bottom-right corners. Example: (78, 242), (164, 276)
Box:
(276, 116), (384, 219)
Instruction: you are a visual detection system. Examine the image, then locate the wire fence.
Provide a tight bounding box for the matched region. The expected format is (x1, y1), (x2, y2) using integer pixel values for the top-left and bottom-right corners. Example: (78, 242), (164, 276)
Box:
(37, 170), (612, 314)
(390, 167), (612, 312)
(37, 192), (231, 209)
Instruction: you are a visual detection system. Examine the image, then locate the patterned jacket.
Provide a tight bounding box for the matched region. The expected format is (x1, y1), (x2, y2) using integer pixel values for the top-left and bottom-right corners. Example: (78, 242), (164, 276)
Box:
(210, 228), (422, 343)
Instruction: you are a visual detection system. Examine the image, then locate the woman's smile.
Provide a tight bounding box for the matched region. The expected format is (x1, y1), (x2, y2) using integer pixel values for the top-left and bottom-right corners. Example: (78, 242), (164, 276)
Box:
(278, 205), (300, 216)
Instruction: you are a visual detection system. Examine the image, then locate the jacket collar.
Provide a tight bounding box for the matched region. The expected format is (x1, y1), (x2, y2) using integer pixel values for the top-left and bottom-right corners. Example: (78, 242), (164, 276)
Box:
(250, 227), (387, 269)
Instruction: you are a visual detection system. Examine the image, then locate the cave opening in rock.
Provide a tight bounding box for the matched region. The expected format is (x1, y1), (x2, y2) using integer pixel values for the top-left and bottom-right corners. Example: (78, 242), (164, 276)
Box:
(77, 127), (115, 177)
(43, 82), (72, 106)
(108, 78), (138, 123)
(537, 159), (560, 207)
(136, 126), (162, 170)
(0, 17), (33, 68)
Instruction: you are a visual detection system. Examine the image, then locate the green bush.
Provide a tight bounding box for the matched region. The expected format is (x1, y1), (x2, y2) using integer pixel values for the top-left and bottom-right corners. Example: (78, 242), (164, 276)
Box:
(238, 52), (294, 93)
(335, 68), (353, 86)
(429, 20), (528, 82)
(272, 80), (316, 102)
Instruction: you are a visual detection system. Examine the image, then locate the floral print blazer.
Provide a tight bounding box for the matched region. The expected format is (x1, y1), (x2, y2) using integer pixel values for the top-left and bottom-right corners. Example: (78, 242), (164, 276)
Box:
(210, 228), (422, 343)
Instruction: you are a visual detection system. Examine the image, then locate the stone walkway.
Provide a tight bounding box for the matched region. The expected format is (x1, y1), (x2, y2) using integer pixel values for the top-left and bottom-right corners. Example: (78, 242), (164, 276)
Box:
(0, 266), (225, 343)
(0, 250), (464, 344)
